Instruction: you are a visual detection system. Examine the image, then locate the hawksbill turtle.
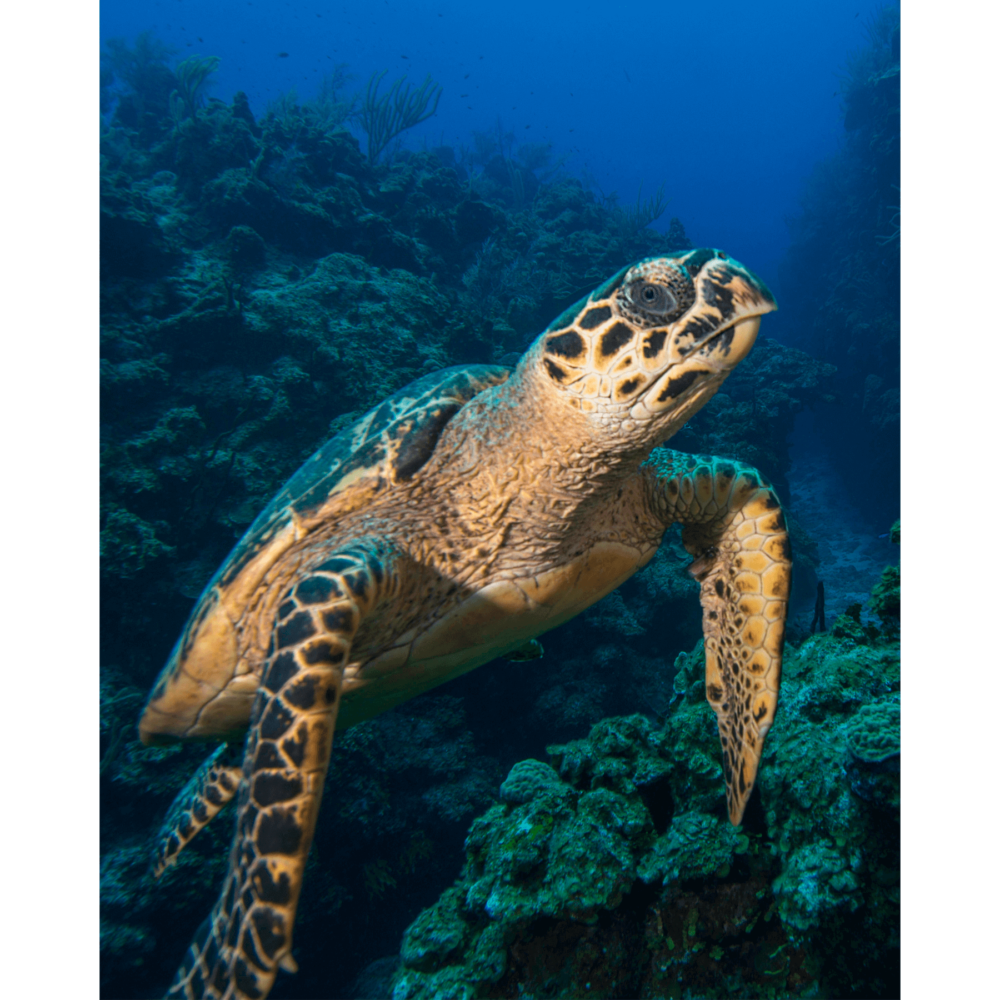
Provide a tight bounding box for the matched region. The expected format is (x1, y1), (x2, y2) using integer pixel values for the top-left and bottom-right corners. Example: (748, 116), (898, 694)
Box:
(139, 249), (790, 999)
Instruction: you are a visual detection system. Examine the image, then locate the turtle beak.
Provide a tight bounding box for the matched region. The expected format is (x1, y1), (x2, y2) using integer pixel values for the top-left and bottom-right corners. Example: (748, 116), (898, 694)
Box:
(692, 257), (776, 373)
(673, 256), (776, 366)
(699, 314), (762, 372)
(631, 255), (776, 419)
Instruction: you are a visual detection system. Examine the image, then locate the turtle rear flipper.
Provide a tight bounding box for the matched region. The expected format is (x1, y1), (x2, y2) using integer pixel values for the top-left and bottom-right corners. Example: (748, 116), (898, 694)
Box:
(167, 543), (396, 1000)
(153, 744), (243, 877)
(648, 450), (791, 825)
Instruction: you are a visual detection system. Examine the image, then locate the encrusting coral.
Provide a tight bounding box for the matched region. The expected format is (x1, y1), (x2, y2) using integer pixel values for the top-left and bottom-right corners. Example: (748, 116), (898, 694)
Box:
(392, 569), (900, 1000)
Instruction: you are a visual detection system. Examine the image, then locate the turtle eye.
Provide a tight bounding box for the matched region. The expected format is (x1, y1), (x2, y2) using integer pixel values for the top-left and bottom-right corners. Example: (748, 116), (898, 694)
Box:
(630, 281), (677, 316)
(618, 264), (695, 326)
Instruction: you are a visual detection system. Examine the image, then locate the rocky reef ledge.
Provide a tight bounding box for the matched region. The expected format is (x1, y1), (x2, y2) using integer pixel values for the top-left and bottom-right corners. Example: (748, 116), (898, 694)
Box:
(391, 572), (900, 1000)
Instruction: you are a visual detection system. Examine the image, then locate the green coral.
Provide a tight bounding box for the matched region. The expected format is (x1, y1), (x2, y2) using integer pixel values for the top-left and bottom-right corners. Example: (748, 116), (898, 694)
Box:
(638, 811), (748, 886)
(392, 715), (770, 997)
(465, 778), (648, 925)
(360, 70), (442, 163)
(99, 505), (174, 578)
(548, 714), (673, 796)
(394, 717), (670, 997)
(170, 54), (220, 119)
(497, 758), (571, 807)
(393, 568), (901, 998)
(400, 887), (470, 972)
(755, 601), (900, 959)
(845, 699), (900, 764)
(772, 840), (863, 932)
(869, 564), (900, 624)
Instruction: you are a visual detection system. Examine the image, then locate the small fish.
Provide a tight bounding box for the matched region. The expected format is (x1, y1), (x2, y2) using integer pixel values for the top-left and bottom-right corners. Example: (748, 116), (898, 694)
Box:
(464, 73), (469, 79)
(624, 69), (632, 83)
(460, 93), (468, 98)
(401, 54), (408, 59)
(878, 532), (889, 539)
(569, 128), (574, 132)
(503, 639), (544, 662)
(278, 52), (289, 58)
(197, 36), (203, 41)
(525, 124), (530, 128)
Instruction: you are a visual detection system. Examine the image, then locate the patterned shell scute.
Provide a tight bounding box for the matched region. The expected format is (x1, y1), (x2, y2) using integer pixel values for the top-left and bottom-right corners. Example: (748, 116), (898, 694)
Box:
(215, 364), (511, 593)
(141, 363), (510, 738)
(541, 263), (631, 335)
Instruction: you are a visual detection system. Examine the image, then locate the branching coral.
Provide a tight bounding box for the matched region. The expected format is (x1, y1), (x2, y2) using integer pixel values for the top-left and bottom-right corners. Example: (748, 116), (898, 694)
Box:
(608, 181), (668, 241)
(360, 71), (442, 163)
(170, 55), (221, 120)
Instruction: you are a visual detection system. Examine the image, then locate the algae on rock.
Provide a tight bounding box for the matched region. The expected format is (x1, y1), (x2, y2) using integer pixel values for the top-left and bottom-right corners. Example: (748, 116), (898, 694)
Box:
(393, 570), (901, 999)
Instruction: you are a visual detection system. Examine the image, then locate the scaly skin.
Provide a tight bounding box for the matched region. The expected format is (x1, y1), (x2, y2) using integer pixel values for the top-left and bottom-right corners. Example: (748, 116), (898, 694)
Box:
(167, 543), (401, 1000)
(643, 449), (789, 824)
(153, 744), (243, 877)
(142, 249), (788, 999)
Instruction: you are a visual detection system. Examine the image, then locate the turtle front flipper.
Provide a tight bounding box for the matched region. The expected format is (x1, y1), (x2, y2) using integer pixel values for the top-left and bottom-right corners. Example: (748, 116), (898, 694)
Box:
(153, 744), (243, 877)
(646, 449), (791, 825)
(167, 543), (397, 1000)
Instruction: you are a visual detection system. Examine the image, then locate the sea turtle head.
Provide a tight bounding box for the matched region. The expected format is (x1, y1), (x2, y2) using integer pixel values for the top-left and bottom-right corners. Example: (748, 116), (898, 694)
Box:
(522, 249), (777, 448)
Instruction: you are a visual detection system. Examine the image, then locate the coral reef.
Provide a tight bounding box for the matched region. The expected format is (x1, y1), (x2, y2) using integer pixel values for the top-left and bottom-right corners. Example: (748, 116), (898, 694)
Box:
(361, 71), (443, 163)
(392, 569), (900, 1000)
(868, 521), (900, 628)
(99, 34), (886, 1000)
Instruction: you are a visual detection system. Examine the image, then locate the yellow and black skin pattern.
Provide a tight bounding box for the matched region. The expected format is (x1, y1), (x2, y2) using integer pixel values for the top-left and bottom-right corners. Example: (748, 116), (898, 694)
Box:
(167, 544), (398, 999)
(153, 744), (244, 877)
(143, 248), (790, 1000)
(644, 449), (789, 823)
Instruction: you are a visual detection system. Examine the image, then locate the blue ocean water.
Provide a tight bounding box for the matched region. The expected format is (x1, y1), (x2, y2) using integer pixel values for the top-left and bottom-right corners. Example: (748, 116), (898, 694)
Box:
(100, 0), (885, 279)
(99, 1), (900, 997)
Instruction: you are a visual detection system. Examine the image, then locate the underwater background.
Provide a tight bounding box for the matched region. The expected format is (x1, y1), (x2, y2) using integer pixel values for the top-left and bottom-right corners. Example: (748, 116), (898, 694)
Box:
(99, 1), (902, 997)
